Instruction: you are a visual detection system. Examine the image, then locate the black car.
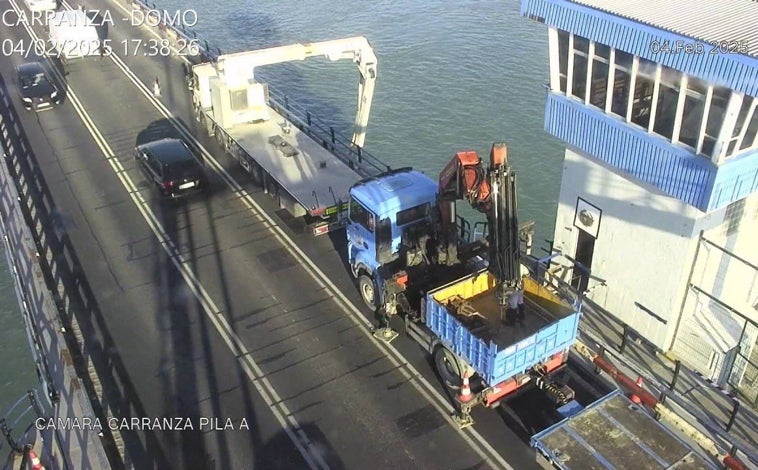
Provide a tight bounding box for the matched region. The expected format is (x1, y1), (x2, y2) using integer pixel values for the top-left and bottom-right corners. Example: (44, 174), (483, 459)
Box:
(16, 62), (60, 111)
(134, 138), (207, 199)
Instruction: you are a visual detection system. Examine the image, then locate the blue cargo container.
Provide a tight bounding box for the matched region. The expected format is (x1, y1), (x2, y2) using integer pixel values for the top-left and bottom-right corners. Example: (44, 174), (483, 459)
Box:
(425, 271), (579, 386)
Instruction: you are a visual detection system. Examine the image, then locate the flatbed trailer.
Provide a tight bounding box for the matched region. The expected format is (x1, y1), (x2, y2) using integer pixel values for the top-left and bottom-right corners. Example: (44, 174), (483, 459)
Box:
(213, 98), (376, 221)
(190, 37), (390, 234)
(532, 389), (715, 470)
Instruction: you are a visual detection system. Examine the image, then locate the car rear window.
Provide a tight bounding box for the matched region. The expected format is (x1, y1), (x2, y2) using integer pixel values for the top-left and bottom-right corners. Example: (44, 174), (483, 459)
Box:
(20, 72), (48, 89)
(165, 160), (201, 179)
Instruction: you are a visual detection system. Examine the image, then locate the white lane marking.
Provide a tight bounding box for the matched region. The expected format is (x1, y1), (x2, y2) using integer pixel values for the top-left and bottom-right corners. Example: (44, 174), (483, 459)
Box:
(91, 5), (514, 469)
(9, 2), (327, 469)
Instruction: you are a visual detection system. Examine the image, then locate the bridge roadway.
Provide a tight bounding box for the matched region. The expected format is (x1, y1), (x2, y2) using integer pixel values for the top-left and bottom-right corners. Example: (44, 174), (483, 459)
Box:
(0, 0), (547, 468)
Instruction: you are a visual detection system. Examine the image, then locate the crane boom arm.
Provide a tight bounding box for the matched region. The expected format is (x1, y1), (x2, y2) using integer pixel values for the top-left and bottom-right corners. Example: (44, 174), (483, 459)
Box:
(213, 36), (378, 148)
(436, 143), (521, 294)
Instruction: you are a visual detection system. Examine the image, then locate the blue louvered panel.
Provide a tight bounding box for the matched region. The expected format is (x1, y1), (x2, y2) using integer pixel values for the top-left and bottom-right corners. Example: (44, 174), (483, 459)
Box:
(545, 92), (758, 211)
(521, 0), (758, 98)
(709, 154), (758, 211)
(545, 92), (714, 210)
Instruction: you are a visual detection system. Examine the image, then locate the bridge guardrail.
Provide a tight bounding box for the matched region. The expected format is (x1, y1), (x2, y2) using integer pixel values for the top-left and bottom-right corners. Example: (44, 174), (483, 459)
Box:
(529, 253), (758, 467)
(128, 0), (393, 182)
(0, 101), (111, 469)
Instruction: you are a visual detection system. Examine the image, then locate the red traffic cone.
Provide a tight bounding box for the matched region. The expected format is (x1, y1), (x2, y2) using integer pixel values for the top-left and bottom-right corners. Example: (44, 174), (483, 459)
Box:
(629, 376), (643, 404)
(27, 447), (45, 470)
(458, 371), (473, 403)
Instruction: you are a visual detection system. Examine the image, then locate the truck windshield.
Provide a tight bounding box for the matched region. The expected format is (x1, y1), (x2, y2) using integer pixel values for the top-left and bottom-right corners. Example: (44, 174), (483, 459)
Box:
(397, 203), (430, 226)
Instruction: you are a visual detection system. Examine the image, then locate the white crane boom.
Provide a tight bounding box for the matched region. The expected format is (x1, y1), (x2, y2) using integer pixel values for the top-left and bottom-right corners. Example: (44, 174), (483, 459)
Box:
(212, 36), (377, 148)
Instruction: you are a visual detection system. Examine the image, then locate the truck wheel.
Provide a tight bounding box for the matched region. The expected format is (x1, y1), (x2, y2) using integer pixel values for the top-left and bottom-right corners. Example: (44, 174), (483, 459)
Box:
(358, 274), (377, 311)
(266, 177), (278, 199)
(215, 129), (226, 149)
(434, 346), (463, 389)
(250, 162), (264, 186)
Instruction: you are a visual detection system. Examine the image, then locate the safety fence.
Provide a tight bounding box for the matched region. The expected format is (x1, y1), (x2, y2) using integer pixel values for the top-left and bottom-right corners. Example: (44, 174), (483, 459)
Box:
(0, 75), (111, 468)
(675, 232), (758, 408)
(528, 252), (758, 468)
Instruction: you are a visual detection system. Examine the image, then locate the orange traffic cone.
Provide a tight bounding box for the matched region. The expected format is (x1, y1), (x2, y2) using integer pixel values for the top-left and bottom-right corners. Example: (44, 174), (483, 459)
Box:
(629, 376), (643, 404)
(458, 371), (473, 403)
(27, 447), (45, 470)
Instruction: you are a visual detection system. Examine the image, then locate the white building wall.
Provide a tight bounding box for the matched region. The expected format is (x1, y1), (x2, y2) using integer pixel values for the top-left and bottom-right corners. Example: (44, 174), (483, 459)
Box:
(552, 148), (758, 367)
(695, 194), (758, 323)
(675, 195), (758, 383)
(552, 148), (704, 349)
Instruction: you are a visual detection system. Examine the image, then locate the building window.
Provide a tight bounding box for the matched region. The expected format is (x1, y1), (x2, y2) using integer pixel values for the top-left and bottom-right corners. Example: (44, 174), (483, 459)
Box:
(727, 97), (754, 156)
(611, 50), (633, 117)
(701, 87), (730, 157)
(653, 66), (681, 139)
(631, 57), (656, 129)
(571, 35), (590, 101)
(678, 77), (708, 152)
(589, 42), (609, 109)
(741, 105), (758, 151)
(230, 89), (248, 111)
(557, 30), (569, 93)
(723, 199), (745, 237)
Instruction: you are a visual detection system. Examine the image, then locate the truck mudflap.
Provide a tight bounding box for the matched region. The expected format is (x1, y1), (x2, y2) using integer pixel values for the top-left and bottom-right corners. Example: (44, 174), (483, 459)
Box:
(310, 204), (349, 236)
(531, 389), (716, 470)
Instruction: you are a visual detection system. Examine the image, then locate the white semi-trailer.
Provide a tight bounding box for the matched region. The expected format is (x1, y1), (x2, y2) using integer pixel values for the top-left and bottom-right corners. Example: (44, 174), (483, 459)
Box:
(48, 9), (102, 60)
(190, 37), (385, 235)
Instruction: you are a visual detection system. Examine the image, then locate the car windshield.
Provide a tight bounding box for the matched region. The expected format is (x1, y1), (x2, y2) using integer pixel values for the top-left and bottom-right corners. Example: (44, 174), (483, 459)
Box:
(165, 160), (200, 179)
(20, 72), (48, 89)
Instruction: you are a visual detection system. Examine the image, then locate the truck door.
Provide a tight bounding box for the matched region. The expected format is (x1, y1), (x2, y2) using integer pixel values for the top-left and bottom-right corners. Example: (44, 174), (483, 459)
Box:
(347, 196), (377, 269)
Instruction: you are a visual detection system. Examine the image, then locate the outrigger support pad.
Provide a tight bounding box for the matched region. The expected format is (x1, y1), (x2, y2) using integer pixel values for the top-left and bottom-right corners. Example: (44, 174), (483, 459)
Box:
(453, 403), (475, 429)
(372, 327), (399, 343)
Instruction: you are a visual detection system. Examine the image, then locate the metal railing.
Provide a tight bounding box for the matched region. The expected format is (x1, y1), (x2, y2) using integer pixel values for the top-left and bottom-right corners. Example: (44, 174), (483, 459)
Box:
(1, 73), (115, 468)
(133, 0), (393, 183)
(529, 250), (758, 467)
(267, 88), (391, 178)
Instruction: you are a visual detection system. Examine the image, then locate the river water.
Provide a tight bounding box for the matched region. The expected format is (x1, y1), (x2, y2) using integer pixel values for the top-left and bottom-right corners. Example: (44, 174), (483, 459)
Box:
(1, 0), (566, 416)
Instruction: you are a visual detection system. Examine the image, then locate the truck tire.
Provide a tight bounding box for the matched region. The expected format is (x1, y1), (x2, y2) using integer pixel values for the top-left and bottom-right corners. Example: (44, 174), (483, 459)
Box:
(266, 176), (278, 199)
(215, 129), (226, 150)
(358, 274), (377, 311)
(434, 346), (463, 389)
(250, 162), (264, 186)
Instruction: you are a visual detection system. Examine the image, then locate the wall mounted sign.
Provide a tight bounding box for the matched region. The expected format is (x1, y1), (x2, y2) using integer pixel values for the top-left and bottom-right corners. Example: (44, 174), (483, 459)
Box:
(574, 197), (602, 239)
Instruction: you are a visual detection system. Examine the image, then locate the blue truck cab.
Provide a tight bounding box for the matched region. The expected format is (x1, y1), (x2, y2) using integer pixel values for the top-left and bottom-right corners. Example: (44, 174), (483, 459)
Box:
(346, 166), (580, 414)
(347, 168), (439, 308)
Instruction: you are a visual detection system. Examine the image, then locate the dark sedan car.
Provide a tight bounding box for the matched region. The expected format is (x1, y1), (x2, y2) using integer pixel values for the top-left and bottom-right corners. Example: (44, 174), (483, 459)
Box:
(16, 62), (60, 111)
(134, 138), (207, 199)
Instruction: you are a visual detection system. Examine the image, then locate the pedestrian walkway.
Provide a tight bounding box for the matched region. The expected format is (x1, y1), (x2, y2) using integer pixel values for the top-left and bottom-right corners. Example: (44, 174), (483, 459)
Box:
(577, 296), (758, 467)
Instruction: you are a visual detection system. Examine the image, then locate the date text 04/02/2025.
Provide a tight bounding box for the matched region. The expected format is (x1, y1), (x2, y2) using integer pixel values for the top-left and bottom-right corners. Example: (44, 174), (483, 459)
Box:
(0, 38), (200, 58)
